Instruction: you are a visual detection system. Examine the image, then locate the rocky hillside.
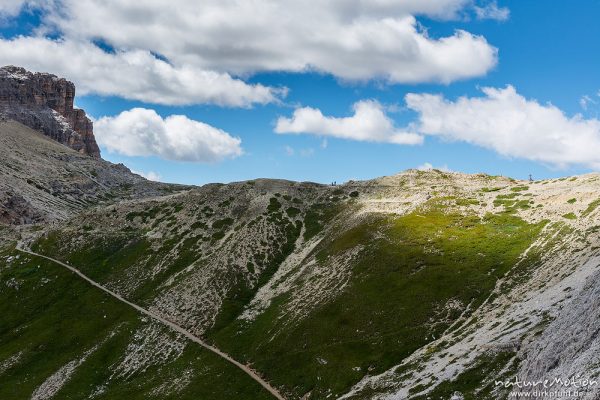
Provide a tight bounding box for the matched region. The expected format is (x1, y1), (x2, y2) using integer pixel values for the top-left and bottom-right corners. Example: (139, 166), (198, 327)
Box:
(0, 66), (100, 158)
(2, 163), (600, 399)
(0, 120), (182, 225)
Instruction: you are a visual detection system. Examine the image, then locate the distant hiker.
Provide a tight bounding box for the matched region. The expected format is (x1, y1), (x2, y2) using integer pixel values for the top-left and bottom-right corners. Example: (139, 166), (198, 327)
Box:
(529, 174), (533, 182)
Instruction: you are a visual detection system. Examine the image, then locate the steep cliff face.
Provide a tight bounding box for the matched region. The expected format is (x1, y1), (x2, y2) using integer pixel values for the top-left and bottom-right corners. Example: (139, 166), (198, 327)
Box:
(0, 66), (100, 158)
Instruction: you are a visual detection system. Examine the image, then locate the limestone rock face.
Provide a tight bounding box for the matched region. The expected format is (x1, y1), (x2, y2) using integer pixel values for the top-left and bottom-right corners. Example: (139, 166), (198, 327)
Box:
(0, 65), (101, 158)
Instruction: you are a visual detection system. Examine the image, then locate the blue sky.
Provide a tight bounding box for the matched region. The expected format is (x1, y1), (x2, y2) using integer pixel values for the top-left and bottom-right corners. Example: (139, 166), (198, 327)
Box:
(2, 1), (600, 184)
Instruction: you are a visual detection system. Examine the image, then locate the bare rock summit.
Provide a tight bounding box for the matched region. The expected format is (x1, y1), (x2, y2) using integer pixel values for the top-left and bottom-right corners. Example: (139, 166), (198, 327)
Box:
(0, 65), (100, 158)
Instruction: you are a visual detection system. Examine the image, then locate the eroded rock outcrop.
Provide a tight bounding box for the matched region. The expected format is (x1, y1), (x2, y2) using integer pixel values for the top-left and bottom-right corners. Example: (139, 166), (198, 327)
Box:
(0, 65), (100, 158)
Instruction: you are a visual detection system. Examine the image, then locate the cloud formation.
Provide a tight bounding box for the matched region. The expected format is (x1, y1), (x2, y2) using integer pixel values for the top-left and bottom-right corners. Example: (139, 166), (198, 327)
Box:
(0, 0), (29, 16)
(132, 170), (162, 182)
(95, 108), (243, 163)
(47, 1), (497, 83)
(0, 0), (499, 107)
(0, 37), (282, 107)
(406, 86), (600, 169)
(275, 100), (423, 145)
(474, 1), (510, 21)
(278, 85), (600, 171)
(416, 162), (453, 172)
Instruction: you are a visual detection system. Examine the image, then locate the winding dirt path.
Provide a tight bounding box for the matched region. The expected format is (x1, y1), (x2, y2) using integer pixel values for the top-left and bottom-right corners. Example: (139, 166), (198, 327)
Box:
(15, 244), (285, 400)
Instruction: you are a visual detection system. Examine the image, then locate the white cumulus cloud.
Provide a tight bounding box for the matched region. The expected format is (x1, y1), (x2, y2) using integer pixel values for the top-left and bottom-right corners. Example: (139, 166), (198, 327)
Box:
(6, 0), (499, 91)
(0, 0), (29, 16)
(474, 1), (510, 21)
(0, 37), (282, 107)
(132, 170), (162, 182)
(406, 85), (600, 169)
(275, 100), (423, 145)
(416, 162), (453, 172)
(95, 108), (243, 163)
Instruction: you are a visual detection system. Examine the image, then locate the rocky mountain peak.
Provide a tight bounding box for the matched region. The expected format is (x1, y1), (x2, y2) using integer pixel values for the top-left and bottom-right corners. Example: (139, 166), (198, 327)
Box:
(0, 65), (100, 158)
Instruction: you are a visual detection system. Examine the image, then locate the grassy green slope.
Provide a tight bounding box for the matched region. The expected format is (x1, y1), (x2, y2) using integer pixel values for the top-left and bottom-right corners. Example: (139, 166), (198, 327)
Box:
(0, 246), (272, 400)
(17, 188), (546, 399)
(209, 205), (545, 399)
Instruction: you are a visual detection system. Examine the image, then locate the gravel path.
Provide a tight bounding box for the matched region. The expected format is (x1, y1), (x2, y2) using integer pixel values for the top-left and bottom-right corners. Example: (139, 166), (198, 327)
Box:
(15, 243), (285, 400)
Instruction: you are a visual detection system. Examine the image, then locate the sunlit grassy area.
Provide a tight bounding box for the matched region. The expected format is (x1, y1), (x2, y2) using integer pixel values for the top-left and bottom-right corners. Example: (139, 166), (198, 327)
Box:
(210, 203), (545, 398)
